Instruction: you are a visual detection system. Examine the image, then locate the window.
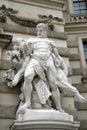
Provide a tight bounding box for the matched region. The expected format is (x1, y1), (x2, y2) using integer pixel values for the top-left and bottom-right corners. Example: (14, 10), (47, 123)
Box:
(83, 41), (87, 64)
(73, 0), (87, 14)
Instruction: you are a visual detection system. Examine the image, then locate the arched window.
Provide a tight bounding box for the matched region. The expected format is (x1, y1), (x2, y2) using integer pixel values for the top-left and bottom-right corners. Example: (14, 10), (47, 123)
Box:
(73, 0), (87, 14)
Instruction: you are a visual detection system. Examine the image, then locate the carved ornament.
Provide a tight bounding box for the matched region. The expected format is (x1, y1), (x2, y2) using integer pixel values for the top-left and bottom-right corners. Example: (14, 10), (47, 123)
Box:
(0, 5), (63, 31)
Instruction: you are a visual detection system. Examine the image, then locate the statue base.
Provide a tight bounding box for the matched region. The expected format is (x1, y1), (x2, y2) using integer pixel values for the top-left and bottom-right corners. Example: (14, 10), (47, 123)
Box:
(11, 109), (80, 130)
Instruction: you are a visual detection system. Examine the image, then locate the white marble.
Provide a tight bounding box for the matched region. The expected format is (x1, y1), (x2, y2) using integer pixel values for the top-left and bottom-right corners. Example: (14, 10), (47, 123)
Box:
(16, 109), (73, 121)
(4, 23), (85, 120)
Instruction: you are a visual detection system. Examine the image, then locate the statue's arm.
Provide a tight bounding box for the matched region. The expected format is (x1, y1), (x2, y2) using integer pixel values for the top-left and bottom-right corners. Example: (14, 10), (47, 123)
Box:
(59, 56), (68, 76)
(52, 47), (68, 76)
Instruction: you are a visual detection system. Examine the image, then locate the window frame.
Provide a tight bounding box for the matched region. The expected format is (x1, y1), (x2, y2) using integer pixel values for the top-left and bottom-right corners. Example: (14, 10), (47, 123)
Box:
(78, 36), (87, 68)
(73, 0), (87, 14)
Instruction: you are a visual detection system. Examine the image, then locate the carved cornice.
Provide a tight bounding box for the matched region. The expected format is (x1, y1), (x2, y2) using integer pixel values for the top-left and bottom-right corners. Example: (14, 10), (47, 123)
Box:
(8, 0), (66, 10)
(67, 14), (87, 23)
(0, 5), (63, 31)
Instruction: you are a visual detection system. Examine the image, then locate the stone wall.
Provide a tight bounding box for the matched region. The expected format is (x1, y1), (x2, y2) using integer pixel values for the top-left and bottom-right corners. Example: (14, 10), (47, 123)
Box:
(65, 1), (87, 129)
(0, 0), (79, 130)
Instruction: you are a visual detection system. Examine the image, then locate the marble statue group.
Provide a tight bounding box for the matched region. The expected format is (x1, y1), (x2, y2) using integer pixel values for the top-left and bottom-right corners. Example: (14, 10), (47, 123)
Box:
(5, 23), (85, 118)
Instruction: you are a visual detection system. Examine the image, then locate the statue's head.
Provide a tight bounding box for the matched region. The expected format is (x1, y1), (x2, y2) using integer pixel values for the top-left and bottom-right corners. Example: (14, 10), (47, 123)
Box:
(36, 23), (47, 38)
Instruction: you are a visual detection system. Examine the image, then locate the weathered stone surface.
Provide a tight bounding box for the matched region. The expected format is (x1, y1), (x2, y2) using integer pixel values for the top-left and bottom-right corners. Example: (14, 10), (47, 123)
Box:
(0, 41), (11, 48)
(75, 101), (87, 110)
(0, 105), (17, 119)
(79, 120), (87, 130)
(14, 0), (66, 8)
(67, 41), (78, 48)
(69, 54), (80, 61)
(0, 23), (67, 40)
(0, 82), (20, 93)
(0, 119), (14, 130)
(72, 68), (82, 75)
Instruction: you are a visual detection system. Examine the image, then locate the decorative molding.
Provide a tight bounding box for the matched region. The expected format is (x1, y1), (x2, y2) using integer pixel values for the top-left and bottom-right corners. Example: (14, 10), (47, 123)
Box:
(0, 34), (13, 42)
(0, 4), (18, 23)
(38, 14), (63, 31)
(70, 14), (87, 23)
(11, 117), (79, 130)
(0, 5), (63, 31)
(8, 0), (66, 10)
(0, 13), (6, 23)
(0, 34), (13, 48)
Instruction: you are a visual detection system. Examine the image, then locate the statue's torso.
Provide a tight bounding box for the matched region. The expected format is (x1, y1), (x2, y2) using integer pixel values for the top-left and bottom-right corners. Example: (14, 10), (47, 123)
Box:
(31, 38), (53, 61)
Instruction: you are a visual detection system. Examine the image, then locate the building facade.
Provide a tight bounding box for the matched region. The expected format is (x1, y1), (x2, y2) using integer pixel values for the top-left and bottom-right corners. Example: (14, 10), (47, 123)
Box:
(65, 1), (87, 130)
(0, 0), (87, 130)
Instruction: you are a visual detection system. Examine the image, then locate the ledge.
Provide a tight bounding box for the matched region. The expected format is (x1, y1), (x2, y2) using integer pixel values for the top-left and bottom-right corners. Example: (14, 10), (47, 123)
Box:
(67, 41), (78, 48)
(69, 54), (80, 61)
(0, 23), (67, 40)
(72, 68), (82, 75)
(65, 23), (87, 34)
(8, 0), (66, 10)
(0, 34), (13, 48)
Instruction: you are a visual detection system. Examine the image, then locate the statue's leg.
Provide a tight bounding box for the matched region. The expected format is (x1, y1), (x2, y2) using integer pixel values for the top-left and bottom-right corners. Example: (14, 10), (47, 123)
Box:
(12, 57), (29, 86)
(22, 64), (36, 108)
(16, 60), (38, 114)
(46, 56), (64, 112)
(60, 80), (85, 102)
(12, 68), (24, 86)
(52, 85), (64, 112)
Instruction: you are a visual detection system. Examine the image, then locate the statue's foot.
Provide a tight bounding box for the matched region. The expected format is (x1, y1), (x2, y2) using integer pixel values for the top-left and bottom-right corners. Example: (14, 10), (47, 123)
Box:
(7, 82), (13, 88)
(43, 104), (51, 109)
(12, 79), (18, 86)
(75, 93), (85, 102)
(12, 76), (20, 86)
(56, 107), (65, 113)
(17, 103), (31, 115)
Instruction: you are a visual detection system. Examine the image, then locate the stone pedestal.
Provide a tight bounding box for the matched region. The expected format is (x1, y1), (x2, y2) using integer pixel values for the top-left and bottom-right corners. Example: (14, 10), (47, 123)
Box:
(11, 110), (80, 130)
